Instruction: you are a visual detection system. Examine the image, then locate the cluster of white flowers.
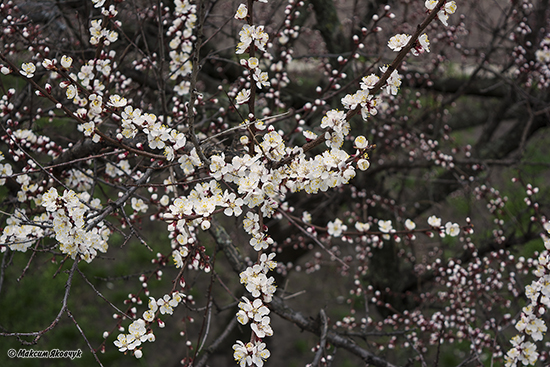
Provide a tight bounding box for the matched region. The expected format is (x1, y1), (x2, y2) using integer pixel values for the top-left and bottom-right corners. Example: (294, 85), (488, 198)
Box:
(259, 131), (285, 161)
(289, 149), (357, 194)
(64, 168), (94, 191)
(41, 187), (109, 263)
(167, 180), (225, 225)
(236, 297), (270, 326)
(532, 35), (550, 88)
(57, 51), (117, 143)
(412, 34), (430, 56)
(230, 8), (279, 360)
(380, 65), (402, 96)
(75, 56), (112, 90)
(427, 215), (461, 237)
(131, 198), (149, 213)
(172, 240), (190, 269)
(143, 119), (186, 160)
(47, 2), (167, 156)
(0, 153), (13, 185)
(77, 97), (103, 142)
(535, 36), (550, 64)
(233, 341), (271, 367)
(0, 129), (62, 205)
(64, 65), (188, 159)
(114, 292), (185, 359)
(167, 0), (197, 95)
(387, 33), (411, 52)
(341, 64), (402, 120)
(181, 139), (357, 227)
(341, 79), (381, 120)
(326, 216), (461, 244)
(168, 156), (280, 241)
(505, 336), (538, 366)
(241, 56), (271, 90)
(236, 24), (269, 55)
(15, 174), (39, 203)
(339, 1), (455, 123)
(9, 127), (58, 159)
(163, 177), (253, 272)
(237, 257), (276, 316)
(242, 212), (272, 250)
(217, 156), (280, 364)
(320, 109), (349, 149)
(388, 33), (430, 55)
(425, 0), (457, 26)
(234, 5), (271, 106)
(234, 253), (276, 366)
(354, 135), (371, 171)
(0, 209), (47, 253)
(505, 223), (550, 367)
(105, 160), (131, 178)
(113, 319), (153, 359)
(89, 19), (118, 46)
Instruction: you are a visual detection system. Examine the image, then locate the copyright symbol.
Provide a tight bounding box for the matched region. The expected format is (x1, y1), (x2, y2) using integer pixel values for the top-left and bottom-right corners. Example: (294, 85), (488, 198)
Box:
(7, 349), (16, 358)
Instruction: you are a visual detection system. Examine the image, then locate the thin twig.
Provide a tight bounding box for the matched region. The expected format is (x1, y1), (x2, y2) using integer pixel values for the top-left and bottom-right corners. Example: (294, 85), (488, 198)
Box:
(196, 300), (213, 355)
(67, 309), (105, 367)
(194, 317), (238, 367)
(0, 259), (79, 343)
(2, 149), (122, 179)
(283, 289), (307, 300)
(278, 209), (349, 270)
(85, 164), (157, 231)
(16, 239), (41, 282)
(76, 268), (134, 320)
(117, 206), (152, 251)
(194, 248), (216, 360)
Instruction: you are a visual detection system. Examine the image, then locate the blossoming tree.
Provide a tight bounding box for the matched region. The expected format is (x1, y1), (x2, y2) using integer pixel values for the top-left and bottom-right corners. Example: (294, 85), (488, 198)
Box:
(1, 0), (550, 366)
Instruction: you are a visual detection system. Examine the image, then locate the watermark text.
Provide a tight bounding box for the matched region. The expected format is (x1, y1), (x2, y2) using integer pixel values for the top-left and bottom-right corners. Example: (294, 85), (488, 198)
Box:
(7, 348), (82, 360)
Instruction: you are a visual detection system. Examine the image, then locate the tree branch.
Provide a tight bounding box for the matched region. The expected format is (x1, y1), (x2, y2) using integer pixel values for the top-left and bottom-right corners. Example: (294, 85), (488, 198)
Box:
(209, 220), (402, 367)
